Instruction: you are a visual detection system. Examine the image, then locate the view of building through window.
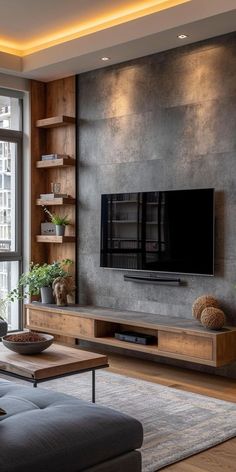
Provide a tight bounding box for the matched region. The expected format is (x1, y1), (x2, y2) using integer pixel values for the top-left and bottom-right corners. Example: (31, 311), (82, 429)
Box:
(0, 94), (22, 330)
(0, 139), (16, 253)
(0, 96), (21, 131)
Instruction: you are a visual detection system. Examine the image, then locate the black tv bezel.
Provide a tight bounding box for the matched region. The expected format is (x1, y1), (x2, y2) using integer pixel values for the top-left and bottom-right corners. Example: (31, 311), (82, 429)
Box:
(100, 188), (215, 277)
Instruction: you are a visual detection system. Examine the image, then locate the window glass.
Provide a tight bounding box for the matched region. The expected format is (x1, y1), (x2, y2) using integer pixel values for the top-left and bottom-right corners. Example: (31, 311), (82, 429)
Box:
(0, 260), (19, 330)
(0, 141), (16, 252)
(0, 95), (22, 131)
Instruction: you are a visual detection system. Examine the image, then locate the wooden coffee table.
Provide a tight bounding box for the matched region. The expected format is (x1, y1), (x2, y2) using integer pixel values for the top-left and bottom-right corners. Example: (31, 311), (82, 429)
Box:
(0, 343), (109, 402)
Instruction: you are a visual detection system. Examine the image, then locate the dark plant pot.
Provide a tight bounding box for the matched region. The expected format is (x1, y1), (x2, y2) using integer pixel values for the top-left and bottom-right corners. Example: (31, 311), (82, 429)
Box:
(40, 286), (55, 304)
(0, 319), (8, 338)
(56, 225), (65, 236)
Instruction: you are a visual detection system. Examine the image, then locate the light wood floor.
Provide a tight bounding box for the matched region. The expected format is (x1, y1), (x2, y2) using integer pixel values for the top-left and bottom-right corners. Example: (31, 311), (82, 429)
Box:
(105, 352), (236, 472)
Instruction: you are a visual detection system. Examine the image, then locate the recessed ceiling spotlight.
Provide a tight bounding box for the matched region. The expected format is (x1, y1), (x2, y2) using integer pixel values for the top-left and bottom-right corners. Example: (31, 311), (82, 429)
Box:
(101, 57), (111, 61)
(178, 34), (188, 39)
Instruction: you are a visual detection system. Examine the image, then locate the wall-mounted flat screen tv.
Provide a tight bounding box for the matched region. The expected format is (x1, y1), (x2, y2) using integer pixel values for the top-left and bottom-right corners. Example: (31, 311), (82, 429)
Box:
(100, 188), (214, 276)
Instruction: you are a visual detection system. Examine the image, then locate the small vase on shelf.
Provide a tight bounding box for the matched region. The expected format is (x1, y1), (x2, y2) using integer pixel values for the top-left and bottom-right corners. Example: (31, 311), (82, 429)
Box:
(40, 286), (55, 304)
(56, 225), (65, 236)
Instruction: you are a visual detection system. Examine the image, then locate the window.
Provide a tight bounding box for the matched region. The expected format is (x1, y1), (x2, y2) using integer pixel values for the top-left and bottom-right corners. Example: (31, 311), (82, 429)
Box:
(0, 91), (23, 330)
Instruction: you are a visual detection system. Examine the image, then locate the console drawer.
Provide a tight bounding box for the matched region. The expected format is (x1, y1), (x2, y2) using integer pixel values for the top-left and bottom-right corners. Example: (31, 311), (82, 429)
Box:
(158, 331), (213, 360)
(26, 309), (94, 338)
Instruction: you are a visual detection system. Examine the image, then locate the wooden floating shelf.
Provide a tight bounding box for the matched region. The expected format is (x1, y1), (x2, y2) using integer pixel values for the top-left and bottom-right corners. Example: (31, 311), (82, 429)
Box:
(36, 235), (76, 243)
(36, 115), (76, 128)
(36, 197), (76, 206)
(36, 158), (76, 168)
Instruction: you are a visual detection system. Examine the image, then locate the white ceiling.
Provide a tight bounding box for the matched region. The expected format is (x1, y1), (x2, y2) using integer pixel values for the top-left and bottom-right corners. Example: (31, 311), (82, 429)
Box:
(0, 0), (235, 82)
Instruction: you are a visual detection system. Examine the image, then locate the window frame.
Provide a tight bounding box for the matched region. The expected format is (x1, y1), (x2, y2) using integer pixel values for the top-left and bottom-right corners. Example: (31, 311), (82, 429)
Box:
(0, 90), (23, 330)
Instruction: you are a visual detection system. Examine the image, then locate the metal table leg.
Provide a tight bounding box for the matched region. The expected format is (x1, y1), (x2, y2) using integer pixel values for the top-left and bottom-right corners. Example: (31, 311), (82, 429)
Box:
(92, 370), (95, 403)
(33, 380), (37, 388)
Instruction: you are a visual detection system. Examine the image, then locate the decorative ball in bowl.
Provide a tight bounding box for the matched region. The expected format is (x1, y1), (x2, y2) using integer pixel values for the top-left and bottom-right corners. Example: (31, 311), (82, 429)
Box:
(2, 332), (54, 355)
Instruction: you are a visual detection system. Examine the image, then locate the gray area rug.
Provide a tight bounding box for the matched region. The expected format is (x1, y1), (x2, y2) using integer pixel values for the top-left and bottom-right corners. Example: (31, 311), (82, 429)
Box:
(38, 370), (236, 471)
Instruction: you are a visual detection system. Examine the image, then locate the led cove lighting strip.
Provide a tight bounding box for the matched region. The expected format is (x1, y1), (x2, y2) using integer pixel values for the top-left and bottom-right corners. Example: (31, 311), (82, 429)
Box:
(0, 0), (190, 57)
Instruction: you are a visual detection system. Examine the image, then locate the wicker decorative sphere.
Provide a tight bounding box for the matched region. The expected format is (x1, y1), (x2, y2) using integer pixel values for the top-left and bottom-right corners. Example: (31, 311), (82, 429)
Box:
(192, 295), (219, 321)
(201, 307), (225, 330)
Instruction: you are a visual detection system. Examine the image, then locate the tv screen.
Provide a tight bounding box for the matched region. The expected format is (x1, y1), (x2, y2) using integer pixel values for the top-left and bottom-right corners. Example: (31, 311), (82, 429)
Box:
(100, 189), (214, 276)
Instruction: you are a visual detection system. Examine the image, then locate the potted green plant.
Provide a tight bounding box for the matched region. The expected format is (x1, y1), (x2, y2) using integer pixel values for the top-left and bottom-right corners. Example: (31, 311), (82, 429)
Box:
(42, 207), (70, 236)
(0, 298), (8, 338)
(9, 259), (73, 304)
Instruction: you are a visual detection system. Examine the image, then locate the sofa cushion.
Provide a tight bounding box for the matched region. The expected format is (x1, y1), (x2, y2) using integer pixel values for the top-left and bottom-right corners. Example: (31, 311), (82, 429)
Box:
(0, 379), (143, 472)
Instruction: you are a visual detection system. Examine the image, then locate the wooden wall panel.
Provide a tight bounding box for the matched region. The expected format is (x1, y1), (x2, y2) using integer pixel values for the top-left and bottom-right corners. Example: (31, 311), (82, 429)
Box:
(30, 76), (76, 287)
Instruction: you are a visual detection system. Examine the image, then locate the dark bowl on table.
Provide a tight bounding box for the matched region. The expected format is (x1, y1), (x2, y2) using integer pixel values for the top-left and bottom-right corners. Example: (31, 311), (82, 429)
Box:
(2, 332), (54, 355)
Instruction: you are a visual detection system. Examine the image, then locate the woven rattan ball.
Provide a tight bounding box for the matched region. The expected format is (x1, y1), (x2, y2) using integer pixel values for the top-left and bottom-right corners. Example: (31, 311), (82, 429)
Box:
(192, 295), (219, 321)
(201, 307), (225, 330)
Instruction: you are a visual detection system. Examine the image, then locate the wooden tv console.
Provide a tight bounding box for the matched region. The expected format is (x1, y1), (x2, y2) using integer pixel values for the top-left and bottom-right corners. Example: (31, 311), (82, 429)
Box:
(25, 303), (236, 367)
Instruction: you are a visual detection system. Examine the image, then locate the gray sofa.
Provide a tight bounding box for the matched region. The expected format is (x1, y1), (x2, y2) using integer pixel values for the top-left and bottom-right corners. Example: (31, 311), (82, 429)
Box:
(0, 379), (143, 472)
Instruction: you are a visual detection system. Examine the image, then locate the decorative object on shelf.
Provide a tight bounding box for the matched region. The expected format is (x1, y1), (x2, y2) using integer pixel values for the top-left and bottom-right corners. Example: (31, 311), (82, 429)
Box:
(2, 332), (54, 354)
(0, 298), (8, 338)
(40, 193), (69, 200)
(38, 182), (69, 200)
(9, 259), (73, 304)
(52, 276), (75, 306)
(41, 222), (56, 235)
(56, 225), (66, 237)
(192, 295), (220, 321)
(51, 182), (61, 193)
(42, 206), (70, 236)
(200, 307), (226, 330)
(40, 286), (54, 304)
(41, 154), (69, 161)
